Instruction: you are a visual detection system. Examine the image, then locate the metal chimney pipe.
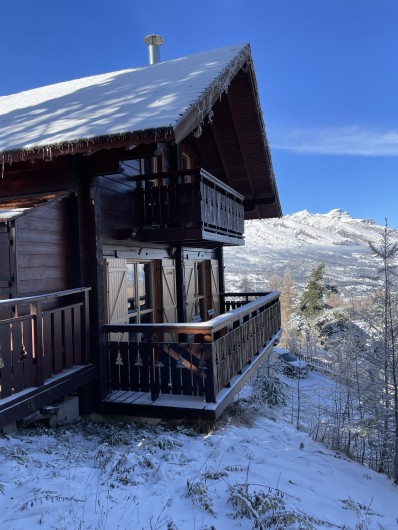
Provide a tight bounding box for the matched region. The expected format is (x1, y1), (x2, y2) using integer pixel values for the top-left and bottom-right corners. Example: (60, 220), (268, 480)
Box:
(144, 34), (164, 65)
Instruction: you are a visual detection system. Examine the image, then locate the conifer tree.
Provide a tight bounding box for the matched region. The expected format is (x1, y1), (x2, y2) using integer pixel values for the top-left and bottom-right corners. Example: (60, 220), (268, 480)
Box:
(299, 263), (338, 321)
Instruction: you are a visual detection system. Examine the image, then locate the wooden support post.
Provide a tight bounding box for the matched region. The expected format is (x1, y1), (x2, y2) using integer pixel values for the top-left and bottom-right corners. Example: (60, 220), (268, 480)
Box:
(30, 301), (44, 387)
(203, 343), (217, 403)
(83, 289), (90, 363)
(175, 246), (186, 323)
(148, 333), (160, 401)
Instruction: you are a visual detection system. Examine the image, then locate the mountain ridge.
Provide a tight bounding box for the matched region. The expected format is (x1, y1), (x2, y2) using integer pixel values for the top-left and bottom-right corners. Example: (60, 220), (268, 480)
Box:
(224, 209), (398, 296)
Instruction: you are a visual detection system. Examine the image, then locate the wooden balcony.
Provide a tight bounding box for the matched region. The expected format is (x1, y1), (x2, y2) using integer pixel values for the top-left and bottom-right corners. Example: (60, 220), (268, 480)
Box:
(103, 292), (281, 419)
(0, 288), (95, 428)
(135, 168), (245, 246)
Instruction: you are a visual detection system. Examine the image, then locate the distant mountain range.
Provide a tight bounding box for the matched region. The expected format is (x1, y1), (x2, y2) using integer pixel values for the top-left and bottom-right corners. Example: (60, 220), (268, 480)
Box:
(224, 209), (398, 297)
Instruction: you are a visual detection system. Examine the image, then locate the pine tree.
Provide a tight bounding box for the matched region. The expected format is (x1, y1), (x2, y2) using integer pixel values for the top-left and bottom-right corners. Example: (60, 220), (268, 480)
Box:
(300, 264), (324, 320)
(299, 263), (338, 321)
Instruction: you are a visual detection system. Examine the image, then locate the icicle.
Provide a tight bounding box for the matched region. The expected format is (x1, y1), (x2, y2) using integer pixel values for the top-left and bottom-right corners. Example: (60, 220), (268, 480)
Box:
(189, 45), (252, 139)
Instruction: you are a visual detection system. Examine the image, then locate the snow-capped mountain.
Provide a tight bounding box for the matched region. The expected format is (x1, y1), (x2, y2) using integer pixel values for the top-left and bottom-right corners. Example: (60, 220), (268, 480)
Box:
(224, 209), (398, 297)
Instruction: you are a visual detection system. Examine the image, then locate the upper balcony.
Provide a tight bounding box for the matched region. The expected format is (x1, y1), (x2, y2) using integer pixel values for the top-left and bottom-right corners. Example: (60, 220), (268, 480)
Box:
(135, 168), (245, 246)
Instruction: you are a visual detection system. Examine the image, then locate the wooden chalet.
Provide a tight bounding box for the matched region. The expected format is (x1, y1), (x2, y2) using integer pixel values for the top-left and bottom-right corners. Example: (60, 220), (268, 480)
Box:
(0, 42), (282, 427)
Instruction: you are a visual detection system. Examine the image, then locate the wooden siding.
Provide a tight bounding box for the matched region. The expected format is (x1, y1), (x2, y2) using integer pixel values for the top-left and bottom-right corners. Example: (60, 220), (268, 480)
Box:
(0, 158), (70, 202)
(15, 199), (70, 296)
(98, 173), (139, 245)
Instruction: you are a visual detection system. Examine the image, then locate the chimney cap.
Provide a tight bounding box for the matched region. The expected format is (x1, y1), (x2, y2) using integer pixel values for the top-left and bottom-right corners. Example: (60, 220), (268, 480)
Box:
(144, 34), (164, 46)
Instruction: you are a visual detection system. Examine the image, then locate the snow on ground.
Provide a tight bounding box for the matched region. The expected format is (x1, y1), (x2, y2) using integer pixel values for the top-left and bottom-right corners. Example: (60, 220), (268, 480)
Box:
(0, 368), (397, 529)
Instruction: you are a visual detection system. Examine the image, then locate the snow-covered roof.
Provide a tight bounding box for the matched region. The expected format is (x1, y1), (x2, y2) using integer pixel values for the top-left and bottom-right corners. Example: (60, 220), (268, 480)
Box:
(0, 207), (30, 221)
(0, 44), (250, 159)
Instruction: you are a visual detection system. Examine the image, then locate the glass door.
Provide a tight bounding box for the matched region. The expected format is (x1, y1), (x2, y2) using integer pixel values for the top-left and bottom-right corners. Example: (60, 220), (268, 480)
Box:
(127, 262), (154, 325)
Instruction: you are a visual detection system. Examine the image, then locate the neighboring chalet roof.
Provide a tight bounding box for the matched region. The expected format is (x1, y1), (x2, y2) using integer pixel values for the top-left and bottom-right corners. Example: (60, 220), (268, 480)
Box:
(0, 193), (66, 213)
(0, 207), (30, 221)
(0, 44), (281, 218)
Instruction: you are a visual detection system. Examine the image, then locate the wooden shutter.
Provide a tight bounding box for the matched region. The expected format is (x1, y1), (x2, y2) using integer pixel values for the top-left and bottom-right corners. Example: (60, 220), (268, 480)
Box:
(104, 258), (128, 342)
(210, 259), (220, 316)
(161, 258), (178, 342)
(185, 260), (196, 322)
(161, 259), (177, 324)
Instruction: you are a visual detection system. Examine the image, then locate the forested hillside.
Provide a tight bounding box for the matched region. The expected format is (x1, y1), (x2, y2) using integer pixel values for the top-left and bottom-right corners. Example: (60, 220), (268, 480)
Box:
(229, 211), (398, 483)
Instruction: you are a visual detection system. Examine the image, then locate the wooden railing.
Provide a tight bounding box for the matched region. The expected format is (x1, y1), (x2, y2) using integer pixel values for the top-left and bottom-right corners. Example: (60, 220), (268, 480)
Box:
(104, 291), (281, 403)
(220, 292), (274, 312)
(136, 168), (245, 243)
(0, 288), (91, 400)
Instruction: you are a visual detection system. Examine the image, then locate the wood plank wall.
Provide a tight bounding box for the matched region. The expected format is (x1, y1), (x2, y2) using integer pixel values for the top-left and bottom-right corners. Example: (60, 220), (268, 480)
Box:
(15, 199), (70, 295)
(0, 158), (70, 199)
(99, 171), (140, 247)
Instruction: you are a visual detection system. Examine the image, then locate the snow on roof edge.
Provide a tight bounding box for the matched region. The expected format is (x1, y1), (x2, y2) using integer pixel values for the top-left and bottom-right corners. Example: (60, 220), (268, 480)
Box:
(0, 126), (175, 170)
(173, 43), (251, 142)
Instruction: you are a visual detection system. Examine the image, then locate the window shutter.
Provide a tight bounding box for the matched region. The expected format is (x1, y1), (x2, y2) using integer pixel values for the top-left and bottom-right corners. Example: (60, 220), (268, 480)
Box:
(210, 259), (220, 316)
(104, 258), (128, 342)
(185, 260), (196, 322)
(161, 258), (178, 342)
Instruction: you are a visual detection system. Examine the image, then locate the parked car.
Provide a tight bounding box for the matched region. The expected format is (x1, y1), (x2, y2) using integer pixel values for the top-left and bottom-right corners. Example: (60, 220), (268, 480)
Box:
(278, 350), (309, 378)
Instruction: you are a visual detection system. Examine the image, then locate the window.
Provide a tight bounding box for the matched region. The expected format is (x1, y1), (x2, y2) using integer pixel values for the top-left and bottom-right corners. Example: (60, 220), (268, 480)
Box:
(186, 260), (211, 321)
(181, 153), (192, 184)
(181, 154), (190, 170)
(126, 262), (154, 325)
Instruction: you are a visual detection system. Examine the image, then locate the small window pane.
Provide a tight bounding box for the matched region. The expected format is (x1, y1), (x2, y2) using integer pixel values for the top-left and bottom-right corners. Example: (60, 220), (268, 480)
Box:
(138, 263), (153, 311)
(127, 263), (136, 313)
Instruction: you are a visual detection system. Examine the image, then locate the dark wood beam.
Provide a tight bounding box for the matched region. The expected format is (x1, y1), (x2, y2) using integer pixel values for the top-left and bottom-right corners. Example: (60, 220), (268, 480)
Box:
(223, 92), (258, 217)
(244, 194), (276, 212)
(205, 121), (233, 188)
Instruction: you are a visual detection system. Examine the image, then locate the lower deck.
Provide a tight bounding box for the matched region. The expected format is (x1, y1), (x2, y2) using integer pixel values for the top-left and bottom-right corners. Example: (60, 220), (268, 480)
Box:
(0, 364), (96, 429)
(0, 289), (281, 428)
(101, 338), (277, 420)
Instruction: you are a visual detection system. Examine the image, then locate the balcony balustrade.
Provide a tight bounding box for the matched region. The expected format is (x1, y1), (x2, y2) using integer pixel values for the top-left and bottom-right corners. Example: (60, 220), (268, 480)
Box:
(135, 168), (245, 245)
(0, 288), (91, 400)
(104, 292), (281, 404)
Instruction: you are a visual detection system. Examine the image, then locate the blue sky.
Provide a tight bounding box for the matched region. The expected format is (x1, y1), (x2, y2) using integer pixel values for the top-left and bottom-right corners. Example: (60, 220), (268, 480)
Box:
(1, 0), (397, 227)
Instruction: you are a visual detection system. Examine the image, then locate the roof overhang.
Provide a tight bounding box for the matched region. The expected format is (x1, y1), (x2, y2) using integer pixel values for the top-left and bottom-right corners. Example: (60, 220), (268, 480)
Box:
(0, 44), (281, 219)
(193, 66), (282, 219)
